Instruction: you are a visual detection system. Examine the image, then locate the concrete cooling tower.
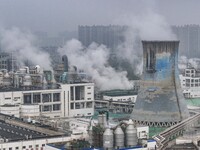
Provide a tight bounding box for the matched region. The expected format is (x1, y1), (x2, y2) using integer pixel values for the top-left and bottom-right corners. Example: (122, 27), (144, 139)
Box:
(131, 41), (189, 127)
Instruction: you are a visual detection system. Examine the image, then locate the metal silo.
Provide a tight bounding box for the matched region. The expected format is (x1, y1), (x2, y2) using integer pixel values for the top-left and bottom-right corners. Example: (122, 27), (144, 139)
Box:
(114, 126), (124, 149)
(88, 125), (93, 146)
(103, 128), (113, 150)
(125, 120), (138, 147)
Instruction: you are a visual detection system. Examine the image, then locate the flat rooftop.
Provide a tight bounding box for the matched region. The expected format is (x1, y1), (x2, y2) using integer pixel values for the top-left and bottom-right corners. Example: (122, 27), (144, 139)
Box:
(0, 120), (48, 141)
(99, 89), (137, 97)
(186, 98), (200, 107)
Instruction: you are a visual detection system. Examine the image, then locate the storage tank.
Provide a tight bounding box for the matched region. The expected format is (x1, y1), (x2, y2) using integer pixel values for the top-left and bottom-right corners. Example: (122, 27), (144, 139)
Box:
(20, 104), (40, 117)
(0, 105), (20, 117)
(35, 65), (41, 74)
(19, 68), (26, 74)
(103, 128), (113, 150)
(23, 75), (32, 86)
(125, 120), (138, 147)
(88, 125), (93, 145)
(114, 126), (124, 149)
(24, 67), (29, 74)
(98, 113), (107, 128)
(3, 73), (11, 86)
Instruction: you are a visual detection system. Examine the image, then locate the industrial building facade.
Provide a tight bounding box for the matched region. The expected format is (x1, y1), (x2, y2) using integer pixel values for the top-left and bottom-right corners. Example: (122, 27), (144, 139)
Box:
(0, 82), (94, 118)
(179, 67), (200, 98)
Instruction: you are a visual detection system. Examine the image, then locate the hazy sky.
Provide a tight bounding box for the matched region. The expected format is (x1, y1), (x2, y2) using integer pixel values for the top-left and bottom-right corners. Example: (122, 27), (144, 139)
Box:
(0, 0), (200, 35)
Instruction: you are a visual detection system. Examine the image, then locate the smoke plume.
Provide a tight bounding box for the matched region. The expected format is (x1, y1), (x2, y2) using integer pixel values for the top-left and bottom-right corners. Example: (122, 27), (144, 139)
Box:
(0, 27), (51, 70)
(179, 56), (200, 70)
(115, 7), (177, 75)
(58, 39), (132, 90)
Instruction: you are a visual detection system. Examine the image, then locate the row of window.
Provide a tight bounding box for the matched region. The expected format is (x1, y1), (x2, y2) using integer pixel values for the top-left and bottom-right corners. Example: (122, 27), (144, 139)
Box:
(70, 102), (93, 109)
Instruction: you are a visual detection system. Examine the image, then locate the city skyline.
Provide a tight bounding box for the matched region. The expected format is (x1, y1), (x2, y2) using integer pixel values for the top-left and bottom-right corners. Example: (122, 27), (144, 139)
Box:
(0, 0), (200, 36)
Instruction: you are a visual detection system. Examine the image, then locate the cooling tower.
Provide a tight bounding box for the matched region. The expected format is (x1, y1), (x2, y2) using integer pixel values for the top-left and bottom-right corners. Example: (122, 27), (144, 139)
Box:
(131, 41), (189, 127)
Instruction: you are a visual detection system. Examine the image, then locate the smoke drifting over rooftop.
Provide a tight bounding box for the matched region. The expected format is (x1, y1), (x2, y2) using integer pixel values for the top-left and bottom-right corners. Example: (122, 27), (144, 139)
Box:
(0, 27), (52, 70)
(58, 39), (132, 90)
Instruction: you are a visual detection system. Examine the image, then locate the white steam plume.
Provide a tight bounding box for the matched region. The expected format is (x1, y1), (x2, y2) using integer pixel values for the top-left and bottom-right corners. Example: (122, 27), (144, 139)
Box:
(115, 8), (177, 75)
(0, 27), (51, 70)
(179, 56), (200, 70)
(58, 39), (132, 90)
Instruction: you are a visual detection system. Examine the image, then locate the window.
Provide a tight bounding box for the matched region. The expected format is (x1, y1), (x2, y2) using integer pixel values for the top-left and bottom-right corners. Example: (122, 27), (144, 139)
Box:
(42, 144), (45, 147)
(87, 98), (91, 100)
(53, 104), (61, 111)
(87, 92), (91, 95)
(15, 147), (19, 150)
(33, 93), (41, 103)
(71, 103), (74, 109)
(43, 105), (52, 112)
(87, 87), (91, 89)
(53, 93), (60, 102)
(86, 102), (92, 108)
(29, 145), (32, 148)
(42, 93), (51, 103)
(9, 148), (12, 150)
(22, 146), (26, 149)
(75, 103), (80, 109)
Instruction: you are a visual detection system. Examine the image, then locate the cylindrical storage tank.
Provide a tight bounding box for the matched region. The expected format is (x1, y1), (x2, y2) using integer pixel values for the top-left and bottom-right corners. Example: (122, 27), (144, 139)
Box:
(19, 68), (26, 74)
(35, 65), (41, 74)
(0, 105), (20, 117)
(20, 104), (40, 117)
(114, 126), (124, 149)
(88, 125), (93, 145)
(103, 128), (113, 150)
(3, 73), (11, 86)
(126, 121), (138, 147)
(23, 75), (32, 86)
(98, 113), (107, 128)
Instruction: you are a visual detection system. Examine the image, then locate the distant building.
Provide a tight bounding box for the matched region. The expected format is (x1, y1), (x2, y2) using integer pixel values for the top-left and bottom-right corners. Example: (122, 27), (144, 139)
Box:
(78, 25), (127, 50)
(172, 25), (200, 58)
(180, 67), (200, 98)
(0, 52), (18, 71)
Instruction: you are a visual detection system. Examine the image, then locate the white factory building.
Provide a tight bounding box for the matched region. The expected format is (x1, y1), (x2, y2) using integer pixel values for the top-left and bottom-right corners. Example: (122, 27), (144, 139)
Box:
(0, 82), (94, 118)
(179, 67), (200, 98)
(0, 58), (95, 119)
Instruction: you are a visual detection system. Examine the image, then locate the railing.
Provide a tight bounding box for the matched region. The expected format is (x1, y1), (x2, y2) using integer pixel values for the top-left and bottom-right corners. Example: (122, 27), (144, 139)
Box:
(153, 112), (200, 149)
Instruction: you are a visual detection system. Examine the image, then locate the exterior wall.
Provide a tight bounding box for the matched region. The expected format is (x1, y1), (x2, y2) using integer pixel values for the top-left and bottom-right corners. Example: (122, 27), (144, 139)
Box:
(0, 91), (23, 105)
(179, 68), (200, 98)
(20, 105), (40, 117)
(103, 95), (137, 103)
(0, 135), (84, 150)
(137, 126), (149, 139)
(0, 82), (94, 118)
(0, 105), (20, 117)
(60, 83), (94, 117)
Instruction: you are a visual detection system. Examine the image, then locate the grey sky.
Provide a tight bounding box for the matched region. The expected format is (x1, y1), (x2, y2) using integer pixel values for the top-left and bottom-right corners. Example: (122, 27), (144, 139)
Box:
(0, 0), (199, 35)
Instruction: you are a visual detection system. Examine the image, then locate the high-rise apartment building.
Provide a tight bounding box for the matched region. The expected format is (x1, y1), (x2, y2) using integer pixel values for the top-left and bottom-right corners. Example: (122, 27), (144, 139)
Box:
(172, 25), (200, 58)
(78, 25), (127, 50)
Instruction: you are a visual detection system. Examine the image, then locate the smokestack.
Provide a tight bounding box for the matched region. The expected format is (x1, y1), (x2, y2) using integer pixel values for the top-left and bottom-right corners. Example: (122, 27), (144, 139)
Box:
(131, 41), (189, 127)
(62, 55), (68, 72)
